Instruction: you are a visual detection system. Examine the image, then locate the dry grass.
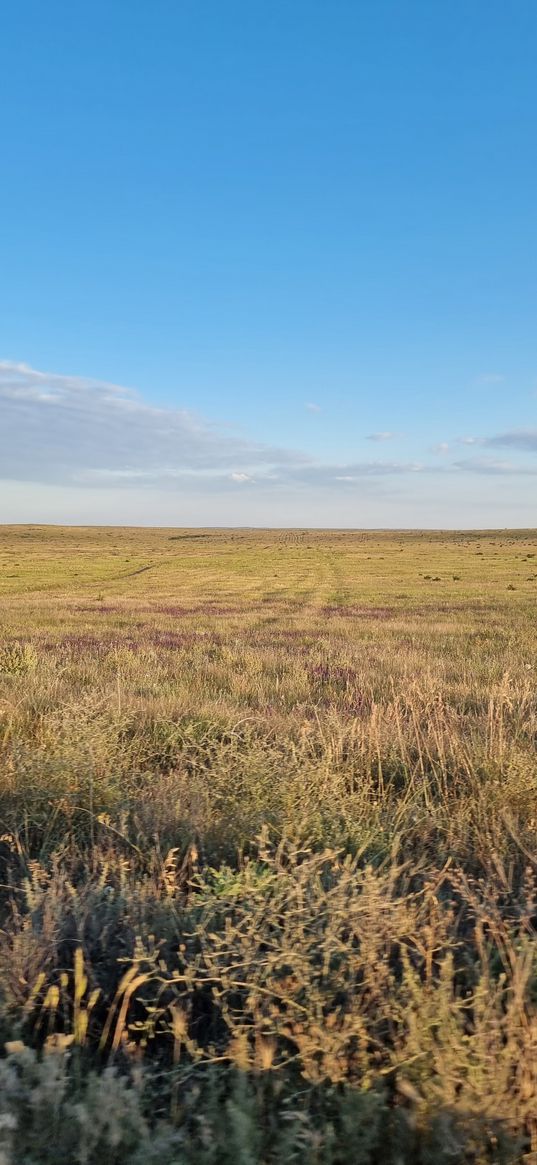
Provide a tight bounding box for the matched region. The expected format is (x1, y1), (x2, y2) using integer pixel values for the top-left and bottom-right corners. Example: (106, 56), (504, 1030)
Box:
(0, 525), (536, 1163)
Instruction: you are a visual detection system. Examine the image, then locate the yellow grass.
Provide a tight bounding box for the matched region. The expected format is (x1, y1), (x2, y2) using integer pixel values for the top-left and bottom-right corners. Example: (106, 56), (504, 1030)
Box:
(0, 526), (536, 1163)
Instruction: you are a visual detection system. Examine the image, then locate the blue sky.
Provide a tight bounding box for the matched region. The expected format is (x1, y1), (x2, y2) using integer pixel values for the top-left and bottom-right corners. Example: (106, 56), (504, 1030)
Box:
(1, 0), (536, 526)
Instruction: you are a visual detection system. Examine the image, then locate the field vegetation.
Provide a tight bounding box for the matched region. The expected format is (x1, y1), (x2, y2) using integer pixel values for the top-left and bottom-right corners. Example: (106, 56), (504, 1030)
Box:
(0, 525), (536, 1164)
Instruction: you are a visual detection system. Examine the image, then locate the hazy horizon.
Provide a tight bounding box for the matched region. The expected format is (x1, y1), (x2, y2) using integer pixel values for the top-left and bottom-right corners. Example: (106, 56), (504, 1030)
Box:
(3, 521), (536, 535)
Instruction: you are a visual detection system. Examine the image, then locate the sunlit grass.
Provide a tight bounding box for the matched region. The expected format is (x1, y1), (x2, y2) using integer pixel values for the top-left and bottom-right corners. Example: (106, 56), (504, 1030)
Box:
(0, 525), (536, 1162)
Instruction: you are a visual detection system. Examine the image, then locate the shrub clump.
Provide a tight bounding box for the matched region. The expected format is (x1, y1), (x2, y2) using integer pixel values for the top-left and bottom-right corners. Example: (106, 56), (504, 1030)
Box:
(0, 642), (38, 676)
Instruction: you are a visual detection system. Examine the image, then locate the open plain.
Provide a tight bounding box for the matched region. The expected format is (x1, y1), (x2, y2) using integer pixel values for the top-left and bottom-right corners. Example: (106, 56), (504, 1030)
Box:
(0, 525), (536, 1163)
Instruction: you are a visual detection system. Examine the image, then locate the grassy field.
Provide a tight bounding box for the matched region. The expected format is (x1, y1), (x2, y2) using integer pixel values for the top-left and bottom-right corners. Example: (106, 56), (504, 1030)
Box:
(0, 525), (536, 1164)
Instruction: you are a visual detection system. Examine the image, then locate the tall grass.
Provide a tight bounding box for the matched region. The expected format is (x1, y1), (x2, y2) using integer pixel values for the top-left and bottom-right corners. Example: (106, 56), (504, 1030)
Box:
(0, 526), (536, 1162)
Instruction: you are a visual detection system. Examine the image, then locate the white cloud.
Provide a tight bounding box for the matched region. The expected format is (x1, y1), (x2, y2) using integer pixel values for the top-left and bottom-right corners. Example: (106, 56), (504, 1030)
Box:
(431, 442), (450, 454)
(229, 472), (252, 483)
(367, 431), (397, 442)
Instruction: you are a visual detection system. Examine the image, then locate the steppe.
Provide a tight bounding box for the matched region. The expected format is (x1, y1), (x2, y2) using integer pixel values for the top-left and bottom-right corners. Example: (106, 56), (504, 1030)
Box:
(0, 525), (536, 1163)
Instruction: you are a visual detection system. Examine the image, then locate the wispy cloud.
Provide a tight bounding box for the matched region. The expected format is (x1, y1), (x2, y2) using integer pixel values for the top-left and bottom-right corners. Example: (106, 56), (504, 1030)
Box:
(453, 456), (537, 475)
(431, 441), (450, 454)
(306, 401), (321, 413)
(271, 461), (428, 490)
(484, 428), (537, 453)
(0, 361), (305, 489)
(454, 429), (537, 455)
(2, 362), (535, 512)
(474, 372), (505, 386)
(0, 362), (431, 495)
